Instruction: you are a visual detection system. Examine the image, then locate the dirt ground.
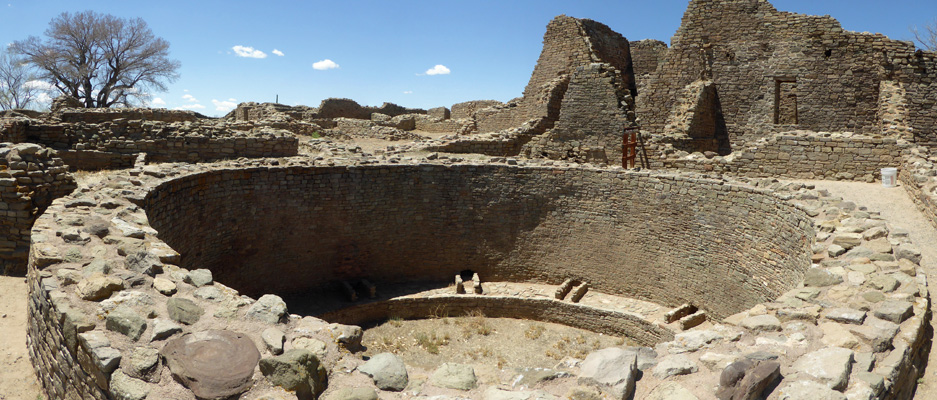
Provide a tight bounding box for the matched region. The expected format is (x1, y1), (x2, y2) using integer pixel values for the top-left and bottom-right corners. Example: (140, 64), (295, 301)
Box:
(362, 314), (630, 371)
(0, 275), (42, 400)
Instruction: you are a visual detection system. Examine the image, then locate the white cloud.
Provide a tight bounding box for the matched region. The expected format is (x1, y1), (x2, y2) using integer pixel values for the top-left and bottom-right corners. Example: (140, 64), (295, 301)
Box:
(182, 94), (198, 102)
(312, 59), (339, 70)
(174, 104), (205, 110)
(403, 90), (413, 94)
(212, 98), (238, 112)
(152, 97), (166, 106)
(23, 80), (54, 91)
(425, 64), (451, 75)
(272, 49), (284, 56)
(232, 45), (267, 59)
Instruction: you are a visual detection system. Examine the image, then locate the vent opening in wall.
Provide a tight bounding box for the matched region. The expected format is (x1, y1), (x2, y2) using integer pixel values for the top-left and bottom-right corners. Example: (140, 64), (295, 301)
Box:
(824, 49), (832, 57)
(774, 78), (798, 125)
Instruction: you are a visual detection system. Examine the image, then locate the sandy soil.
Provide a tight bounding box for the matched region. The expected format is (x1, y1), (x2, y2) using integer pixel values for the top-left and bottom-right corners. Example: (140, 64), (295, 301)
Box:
(796, 180), (937, 400)
(0, 275), (42, 400)
(362, 315), (630, 371)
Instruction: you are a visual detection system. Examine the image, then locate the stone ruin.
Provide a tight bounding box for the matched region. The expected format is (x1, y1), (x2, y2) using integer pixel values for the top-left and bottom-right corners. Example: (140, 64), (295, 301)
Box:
(3, 0), (937, 399)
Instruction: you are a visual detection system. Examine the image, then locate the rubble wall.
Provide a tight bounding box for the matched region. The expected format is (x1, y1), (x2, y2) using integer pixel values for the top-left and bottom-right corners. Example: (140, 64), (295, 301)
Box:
(144, 164), (812, 319)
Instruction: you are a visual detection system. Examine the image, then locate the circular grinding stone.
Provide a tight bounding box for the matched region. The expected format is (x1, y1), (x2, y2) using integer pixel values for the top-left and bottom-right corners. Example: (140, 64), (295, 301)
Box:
(161, 330), (261, 400)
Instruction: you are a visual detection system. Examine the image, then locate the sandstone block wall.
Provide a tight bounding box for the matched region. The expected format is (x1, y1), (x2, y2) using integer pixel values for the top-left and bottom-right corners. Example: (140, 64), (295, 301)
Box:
(145, 164), (812, 319)
(451, 100), (503, 120)
(414, 115), (465, 133)
(321, 295), (674, 347)
(523, 63), (635, 164)
(647, 132), (908, 181)
(635, 0), (937, 149)
(13, 119), (298, 170)
(56, 108), (203, 124)
(476, 16), (635, 134)
(0, 143), (75, 275)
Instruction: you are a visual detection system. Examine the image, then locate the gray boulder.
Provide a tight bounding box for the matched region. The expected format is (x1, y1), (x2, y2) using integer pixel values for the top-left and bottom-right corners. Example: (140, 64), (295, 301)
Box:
(430, 363), (477, 390)
(106, 305), (147, 341)
(259, 349), (328, 399)
(359, 352), (408, 391)
(167, 297), (204, 325)
(248, 294), (289, 324)
(791, 347), (854, 390)
(578, 348), (637, 400)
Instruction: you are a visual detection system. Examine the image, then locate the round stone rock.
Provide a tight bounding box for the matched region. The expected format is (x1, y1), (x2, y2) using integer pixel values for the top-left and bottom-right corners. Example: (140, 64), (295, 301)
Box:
(161, 330), (261, 400)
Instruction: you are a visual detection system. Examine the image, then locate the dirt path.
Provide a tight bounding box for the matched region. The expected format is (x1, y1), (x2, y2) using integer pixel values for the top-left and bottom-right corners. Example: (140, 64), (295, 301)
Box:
(0, 275), (42, 400)
(797, 180), (937, 400)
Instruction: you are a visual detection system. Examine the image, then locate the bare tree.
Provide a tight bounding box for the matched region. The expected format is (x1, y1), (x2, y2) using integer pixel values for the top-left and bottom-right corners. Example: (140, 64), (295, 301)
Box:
(10, 11), (180, 108)
(911, 18), (937, 52)
(0, 51), (38, 110)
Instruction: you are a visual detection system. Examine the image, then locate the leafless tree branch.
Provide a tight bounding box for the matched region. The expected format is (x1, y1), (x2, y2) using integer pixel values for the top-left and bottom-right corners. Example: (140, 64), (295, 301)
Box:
(10, 11), (179, 108)
(0, 50), (38, 110)
(911, 18), (937, 52)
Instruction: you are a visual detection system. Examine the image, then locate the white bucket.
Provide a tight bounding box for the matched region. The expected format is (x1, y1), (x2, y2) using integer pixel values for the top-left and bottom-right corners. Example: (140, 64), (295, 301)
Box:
(881, 168), (898, 188)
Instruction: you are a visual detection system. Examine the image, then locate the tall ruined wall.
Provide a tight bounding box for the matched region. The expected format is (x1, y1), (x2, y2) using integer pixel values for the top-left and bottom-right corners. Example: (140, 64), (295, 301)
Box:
(476, 16), (635, 134)
(637, 0), (937, 148)
(523, 63), (635, 164)
(0, 143), (74, 275)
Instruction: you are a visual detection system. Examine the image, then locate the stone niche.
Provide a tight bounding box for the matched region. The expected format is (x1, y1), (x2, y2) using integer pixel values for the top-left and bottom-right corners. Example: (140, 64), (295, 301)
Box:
(144, 164), (813, 320)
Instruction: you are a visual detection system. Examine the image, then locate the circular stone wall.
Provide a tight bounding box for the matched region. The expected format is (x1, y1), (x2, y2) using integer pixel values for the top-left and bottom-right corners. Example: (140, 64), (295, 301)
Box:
(144, 164), (814, 319)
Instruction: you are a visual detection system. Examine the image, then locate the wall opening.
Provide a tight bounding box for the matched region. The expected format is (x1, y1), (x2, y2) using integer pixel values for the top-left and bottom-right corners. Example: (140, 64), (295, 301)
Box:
(774, 78), (798, 125)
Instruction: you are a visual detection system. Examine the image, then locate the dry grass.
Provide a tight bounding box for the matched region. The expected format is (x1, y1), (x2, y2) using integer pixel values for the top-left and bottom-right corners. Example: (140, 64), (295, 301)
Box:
(72, 169), (111, 187)
(362, 314), (631, 370)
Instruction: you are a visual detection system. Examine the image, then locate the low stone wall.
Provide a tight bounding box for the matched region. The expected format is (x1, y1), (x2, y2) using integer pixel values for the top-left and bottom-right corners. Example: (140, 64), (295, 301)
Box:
(451, 100), (502, 120)
(414, 116), (464, 133)
(14, 120), (298, 170)
(320, 295), (673, 347)
(647, 131), (909, 181)
(0, 143), (74, 275)
(56, 108), (203, 124)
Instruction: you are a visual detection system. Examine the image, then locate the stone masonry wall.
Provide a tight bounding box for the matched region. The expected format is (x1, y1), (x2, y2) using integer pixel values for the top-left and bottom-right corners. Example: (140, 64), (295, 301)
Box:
(321, 295), (674, 347)
(636, 0), (937, 148)
(522, 63), (635, 164)
(56, 108), (202, 124)
(450, 100), (503, 120)
(16, 119), (298, 170)
(144, 164), (813, 319)
(647, 131), (908, 181)
(475, 16), (634, 134)
(0, 143), (74, 275)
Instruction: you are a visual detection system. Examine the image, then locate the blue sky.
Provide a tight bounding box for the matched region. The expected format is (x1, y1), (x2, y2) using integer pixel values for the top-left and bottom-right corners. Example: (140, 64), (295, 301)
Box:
(2, 1), (936, 116)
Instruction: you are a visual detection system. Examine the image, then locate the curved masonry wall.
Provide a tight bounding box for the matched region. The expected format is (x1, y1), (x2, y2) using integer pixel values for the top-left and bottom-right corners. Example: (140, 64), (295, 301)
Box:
(319, 295), (674, 347)
(25, 157), (930, 400)
(144, 164), (813, 319)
